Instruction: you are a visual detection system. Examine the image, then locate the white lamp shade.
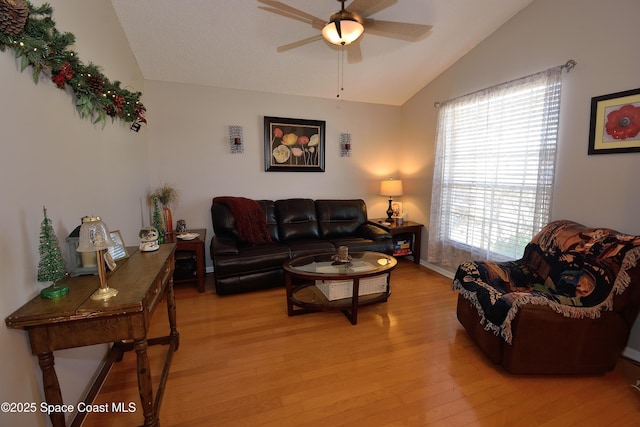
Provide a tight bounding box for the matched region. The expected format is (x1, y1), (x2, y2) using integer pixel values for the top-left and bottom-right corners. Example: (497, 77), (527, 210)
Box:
(380, 179), (404, 197)
(76, 217), (115, 252)
(322, 19), (364, 45)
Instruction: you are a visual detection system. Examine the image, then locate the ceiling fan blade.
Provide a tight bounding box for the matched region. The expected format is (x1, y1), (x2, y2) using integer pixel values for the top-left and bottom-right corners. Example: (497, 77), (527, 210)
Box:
(259, 7), (322, 29)
(364, 19), (432, 41)
(346, 0), (397, 18)
(257, 0), (326, 29)
(346, 40), (363, 64)
(276, 35), (323, 52)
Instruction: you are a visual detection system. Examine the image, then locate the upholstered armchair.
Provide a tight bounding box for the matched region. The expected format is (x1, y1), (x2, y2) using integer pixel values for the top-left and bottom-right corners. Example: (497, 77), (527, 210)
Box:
(453, 220), (640, 374)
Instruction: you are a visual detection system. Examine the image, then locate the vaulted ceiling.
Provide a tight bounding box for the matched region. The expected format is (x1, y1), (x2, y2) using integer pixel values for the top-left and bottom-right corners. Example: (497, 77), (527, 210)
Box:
(111, 0), (535, 106)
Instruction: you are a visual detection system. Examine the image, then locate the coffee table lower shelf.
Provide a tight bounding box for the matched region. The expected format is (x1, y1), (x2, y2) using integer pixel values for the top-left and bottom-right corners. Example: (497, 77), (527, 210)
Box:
(287, 281), (390, 325)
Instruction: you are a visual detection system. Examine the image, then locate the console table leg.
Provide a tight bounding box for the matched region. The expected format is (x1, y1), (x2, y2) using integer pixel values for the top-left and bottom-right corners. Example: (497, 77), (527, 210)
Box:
(37, 352), (66, 427)
(134, 338), (156, 427)
(166, 277), (180, 351)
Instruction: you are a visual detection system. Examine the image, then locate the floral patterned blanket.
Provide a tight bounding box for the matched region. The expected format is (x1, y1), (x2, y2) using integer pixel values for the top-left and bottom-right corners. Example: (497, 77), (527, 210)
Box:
(452, 220), (640, 344)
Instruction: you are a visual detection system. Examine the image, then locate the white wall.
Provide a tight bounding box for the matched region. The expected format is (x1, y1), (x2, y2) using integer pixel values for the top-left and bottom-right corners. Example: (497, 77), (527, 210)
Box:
(401, 0), (640, 355)
(0, 1), (147, 425)
(144, 81), (403, 266)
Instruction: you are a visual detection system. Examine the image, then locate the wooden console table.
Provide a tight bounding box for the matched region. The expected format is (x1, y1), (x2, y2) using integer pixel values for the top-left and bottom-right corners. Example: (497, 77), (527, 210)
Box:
(5, 244), (178, 427)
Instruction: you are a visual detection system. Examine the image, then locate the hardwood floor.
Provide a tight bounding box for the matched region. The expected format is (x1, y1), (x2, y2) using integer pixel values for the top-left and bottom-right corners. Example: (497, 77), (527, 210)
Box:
(84, 259), (640, 426)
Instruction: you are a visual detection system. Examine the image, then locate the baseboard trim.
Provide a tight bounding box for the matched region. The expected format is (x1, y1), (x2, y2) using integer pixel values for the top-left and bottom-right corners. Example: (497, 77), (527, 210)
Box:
(420, 260), (455, 279)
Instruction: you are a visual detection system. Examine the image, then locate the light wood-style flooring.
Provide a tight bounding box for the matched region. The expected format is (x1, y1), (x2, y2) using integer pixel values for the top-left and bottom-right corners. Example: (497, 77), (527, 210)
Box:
(85, 259), (640, 426)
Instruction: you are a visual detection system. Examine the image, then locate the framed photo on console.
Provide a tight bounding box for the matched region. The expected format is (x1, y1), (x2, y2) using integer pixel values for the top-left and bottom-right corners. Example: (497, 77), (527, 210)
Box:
(588, 87), (640, 154)
(264, 116), (325, 172)
(108, 230), (129, 261)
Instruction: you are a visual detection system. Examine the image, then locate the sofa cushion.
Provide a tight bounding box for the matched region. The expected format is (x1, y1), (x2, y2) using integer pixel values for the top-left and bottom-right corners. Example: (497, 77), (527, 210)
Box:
(214, 269), (284, 295)
(275, 198), (320, 241)
(316, 199), (366, 238)
(215, 197), (272, 244)
(213, 243), (290, 277)
(212, 199), (279, 242)
(330, 237), (392, 254)
(286, 240), (336, 258)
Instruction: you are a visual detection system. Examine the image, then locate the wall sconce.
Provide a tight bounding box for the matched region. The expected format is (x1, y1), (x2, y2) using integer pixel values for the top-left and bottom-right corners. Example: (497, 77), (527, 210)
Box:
(229, 125), (243, 154)
(380, 178), (403, 221)
(76, 216), (118, 301)
(340, 132), (352, 157)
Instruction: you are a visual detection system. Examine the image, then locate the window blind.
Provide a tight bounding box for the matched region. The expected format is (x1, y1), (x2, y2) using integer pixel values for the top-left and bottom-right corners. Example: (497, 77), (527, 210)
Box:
(428, 67), (562, 265)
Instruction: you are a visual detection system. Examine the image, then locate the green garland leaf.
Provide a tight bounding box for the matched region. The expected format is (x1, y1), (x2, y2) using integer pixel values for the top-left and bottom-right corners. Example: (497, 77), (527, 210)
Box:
(0, 1), (146, 127)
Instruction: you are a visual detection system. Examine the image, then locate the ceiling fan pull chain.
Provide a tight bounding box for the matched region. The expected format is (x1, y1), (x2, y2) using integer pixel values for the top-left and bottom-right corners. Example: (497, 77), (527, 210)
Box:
(336, 46), (341, 98)
(341, 46), (345, 94)
(336, 45), (345, 98)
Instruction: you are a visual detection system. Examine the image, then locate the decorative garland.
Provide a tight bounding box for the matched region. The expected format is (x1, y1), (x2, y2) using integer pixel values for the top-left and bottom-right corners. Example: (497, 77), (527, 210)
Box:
(0, 1), (146, 127)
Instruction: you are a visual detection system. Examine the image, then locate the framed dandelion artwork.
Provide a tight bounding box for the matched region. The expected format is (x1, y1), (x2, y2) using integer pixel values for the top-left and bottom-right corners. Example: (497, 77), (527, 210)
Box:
(588, 88), (640, 154)
(264, 116), (325, 171)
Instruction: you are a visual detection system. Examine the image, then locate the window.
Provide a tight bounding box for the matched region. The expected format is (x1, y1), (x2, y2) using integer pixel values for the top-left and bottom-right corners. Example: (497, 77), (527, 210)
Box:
(428, 67), (562, 267)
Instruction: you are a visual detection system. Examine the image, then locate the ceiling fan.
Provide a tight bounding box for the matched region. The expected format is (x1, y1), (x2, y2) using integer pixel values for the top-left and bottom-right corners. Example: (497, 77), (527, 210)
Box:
(257, 0), (432, 63)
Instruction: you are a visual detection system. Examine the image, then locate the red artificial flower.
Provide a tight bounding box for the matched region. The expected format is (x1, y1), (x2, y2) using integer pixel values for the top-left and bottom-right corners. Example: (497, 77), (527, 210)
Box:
(136, 104), (147, 124)
(605, 104), (640, 140)
(51, 63), (74, 89)
(51, 73), (65, 88)
(112, 94), (125, 115)
(60, 63), (74, 80)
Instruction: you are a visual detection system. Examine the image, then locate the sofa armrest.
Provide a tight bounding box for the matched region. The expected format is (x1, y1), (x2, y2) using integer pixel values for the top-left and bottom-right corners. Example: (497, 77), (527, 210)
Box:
(210, 235), (239, 257)
(357, 223), (392, 242)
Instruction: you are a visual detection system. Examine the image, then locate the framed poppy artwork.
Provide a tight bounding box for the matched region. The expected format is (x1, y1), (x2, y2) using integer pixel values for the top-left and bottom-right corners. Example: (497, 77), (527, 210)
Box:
(588, 88), (640, 154)
(264, 116), (325, 172)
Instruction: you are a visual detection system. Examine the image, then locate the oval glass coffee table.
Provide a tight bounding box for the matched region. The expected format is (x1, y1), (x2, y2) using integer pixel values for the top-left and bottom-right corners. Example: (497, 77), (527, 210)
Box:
(283, 251), (397, 325)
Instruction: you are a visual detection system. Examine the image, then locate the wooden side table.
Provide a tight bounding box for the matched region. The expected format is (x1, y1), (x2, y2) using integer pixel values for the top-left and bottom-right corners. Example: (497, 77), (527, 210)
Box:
(4, 244), (178, 427)
(165, 229), (206, 293)
(369, 219), (424, 264)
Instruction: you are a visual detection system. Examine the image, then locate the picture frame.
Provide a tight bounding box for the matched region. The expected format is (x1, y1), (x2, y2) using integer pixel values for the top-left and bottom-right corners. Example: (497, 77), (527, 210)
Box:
(108, 230), (129, 261)
(588, 87), (640, 155)
(264, 116), (325, 172)
(391, 201), (403, 218)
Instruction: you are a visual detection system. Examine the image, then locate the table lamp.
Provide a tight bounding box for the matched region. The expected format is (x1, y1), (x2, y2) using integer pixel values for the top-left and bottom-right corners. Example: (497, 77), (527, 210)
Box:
(76, 216), (118, 301)
(380, 178), (403, 220)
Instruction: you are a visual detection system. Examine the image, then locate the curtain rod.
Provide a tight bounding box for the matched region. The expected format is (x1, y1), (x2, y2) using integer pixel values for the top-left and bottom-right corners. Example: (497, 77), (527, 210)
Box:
(434, 59), (576, 108)
(561, 59), (576, 72)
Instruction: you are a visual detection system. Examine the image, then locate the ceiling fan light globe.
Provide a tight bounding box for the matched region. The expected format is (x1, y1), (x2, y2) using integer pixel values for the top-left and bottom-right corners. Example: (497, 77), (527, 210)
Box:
(322, 19), (364, 46)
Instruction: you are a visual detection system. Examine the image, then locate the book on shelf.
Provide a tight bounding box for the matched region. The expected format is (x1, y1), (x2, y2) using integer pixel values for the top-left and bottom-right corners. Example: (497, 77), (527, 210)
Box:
(393, 248), (411, 256)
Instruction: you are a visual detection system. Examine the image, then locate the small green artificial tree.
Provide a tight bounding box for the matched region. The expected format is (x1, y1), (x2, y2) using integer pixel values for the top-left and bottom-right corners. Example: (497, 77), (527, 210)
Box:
(37, 206), (69, 298)
(152, 197), (165, 244)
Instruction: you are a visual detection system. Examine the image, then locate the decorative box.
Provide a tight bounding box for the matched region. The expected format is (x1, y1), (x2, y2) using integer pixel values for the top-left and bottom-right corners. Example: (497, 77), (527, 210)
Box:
(315, 274), (388, 301)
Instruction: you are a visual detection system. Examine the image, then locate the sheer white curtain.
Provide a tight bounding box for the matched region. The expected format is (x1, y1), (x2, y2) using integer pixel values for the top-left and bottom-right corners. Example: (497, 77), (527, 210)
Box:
(428, 67), (562, 268)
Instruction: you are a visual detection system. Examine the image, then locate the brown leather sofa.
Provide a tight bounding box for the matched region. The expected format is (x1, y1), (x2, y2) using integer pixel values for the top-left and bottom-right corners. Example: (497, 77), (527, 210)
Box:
(453, 220), (640, 374)
(210, 198), (393, 295)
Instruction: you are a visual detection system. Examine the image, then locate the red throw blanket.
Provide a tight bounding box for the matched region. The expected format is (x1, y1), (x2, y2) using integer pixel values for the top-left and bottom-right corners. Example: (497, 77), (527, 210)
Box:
(216, 197), (272, 245)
